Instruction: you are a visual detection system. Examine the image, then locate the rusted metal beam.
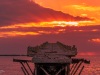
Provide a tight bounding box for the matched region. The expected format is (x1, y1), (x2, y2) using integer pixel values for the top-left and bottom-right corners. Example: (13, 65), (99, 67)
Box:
(55, 67), (64, 75)
(72, 61), (83, 75)
(78, 66), (84, 75)
(72, 58), (90, 64)
(67, 64), (70, 75)
(13, 59), (32, 62)
(26, 62), (34, 75)
(70, 63), (79, 75)
(20, 62), (30, 75)
(40, 67), (50, 75)
(21, 67), (27, 75)
(70, 64), (75, 70)
(34, 64), (38, 75)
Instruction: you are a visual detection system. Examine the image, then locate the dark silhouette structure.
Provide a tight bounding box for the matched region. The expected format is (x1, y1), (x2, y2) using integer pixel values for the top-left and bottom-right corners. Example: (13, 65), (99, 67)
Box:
(13, 42), (90, 75)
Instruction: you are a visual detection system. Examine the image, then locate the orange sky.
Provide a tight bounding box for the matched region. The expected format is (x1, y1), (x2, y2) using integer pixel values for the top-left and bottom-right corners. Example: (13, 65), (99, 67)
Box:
(0, 0), (100, 55)
(35, 0), (100, 25)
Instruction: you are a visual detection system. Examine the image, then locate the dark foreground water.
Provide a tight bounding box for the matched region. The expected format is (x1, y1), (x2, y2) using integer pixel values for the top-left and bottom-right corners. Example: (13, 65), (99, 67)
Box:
(0, 55), (100, 75)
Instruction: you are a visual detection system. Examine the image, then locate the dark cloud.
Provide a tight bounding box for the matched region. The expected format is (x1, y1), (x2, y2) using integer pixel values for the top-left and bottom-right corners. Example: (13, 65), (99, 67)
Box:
(0, 30), (100, 55)
(0, 25), (100, 55)
(0, 0), (92, 26)
(0, 0), (98, 55)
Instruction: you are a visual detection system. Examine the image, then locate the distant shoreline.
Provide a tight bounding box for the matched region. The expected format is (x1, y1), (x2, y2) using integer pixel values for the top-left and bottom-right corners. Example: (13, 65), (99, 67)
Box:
(0, 55), (27, 56)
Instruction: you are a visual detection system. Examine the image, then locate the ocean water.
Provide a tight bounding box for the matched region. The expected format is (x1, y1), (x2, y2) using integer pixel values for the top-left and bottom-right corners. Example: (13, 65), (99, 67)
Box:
(0, 55), (100, 75)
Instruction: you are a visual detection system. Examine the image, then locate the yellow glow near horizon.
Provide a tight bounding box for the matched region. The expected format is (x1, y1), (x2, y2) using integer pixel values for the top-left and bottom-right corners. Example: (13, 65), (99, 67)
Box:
(0, 20), (95, 29)
(0, 20), (98, 38)
(39, 21), (79, 27)
(48, 21), (79, 27)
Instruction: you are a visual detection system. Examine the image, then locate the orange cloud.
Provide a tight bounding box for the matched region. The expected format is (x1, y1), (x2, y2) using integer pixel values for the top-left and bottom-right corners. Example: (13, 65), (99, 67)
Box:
(88, 38), (100, 43)
(0, 0), (93, 26)
(0, 20), (99, 38)
(0, 31), (39, 38)
(0, 21), (69, 37)
(0, 28), (67, 38)
(0, 21), (95, 30)
(73, 29), (100, 32)
(67, 5), (100, 11)
(91, 29), (99, 32)
(0, 21), (100, 38)
(63, 4), (100, 24)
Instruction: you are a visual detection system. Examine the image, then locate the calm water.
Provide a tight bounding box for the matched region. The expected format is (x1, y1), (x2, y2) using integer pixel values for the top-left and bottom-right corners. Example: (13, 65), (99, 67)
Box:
(0, 55), (100, 75)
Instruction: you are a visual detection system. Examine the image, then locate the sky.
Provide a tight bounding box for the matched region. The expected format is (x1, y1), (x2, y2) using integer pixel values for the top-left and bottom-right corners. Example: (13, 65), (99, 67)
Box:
(35, 0), (100, 25)
(0, 0), (100, 55)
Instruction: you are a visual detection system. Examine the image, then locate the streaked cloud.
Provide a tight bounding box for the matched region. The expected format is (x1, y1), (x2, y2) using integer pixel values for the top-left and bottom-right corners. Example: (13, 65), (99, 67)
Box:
(88, 38), (100, 43)
(63, 4), (100, 24)
(0, 0), (96, 38)
(0, 20), (95, 30)
(0, 0), (92, 26)
(0, 21), (100, 38)
(68, 5), (100, 11)
(0, 0), (100, 54)
(0, 31), (40, 38)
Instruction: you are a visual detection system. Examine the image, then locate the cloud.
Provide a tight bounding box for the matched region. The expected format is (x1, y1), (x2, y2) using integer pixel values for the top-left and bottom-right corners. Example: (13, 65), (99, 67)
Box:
(0, 0), (92, 26)
(0, 0), (99, 55)
(0, 22), (100, 38)
(63, 4), (100, 24)
(0, 31), (40, 38)
(0, 24), (100, 54)
(64, 4), (100, 11)
(88, 38), (100, 43)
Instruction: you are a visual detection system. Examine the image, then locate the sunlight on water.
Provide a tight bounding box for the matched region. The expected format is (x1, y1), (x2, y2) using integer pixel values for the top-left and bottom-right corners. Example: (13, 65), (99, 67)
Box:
(0, 55), (100, 75)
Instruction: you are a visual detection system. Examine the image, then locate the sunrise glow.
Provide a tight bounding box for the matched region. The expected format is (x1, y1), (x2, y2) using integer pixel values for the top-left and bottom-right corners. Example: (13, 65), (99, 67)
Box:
(36, 0), (100, 25)
(47, 21), (79, 27)
(0, 21), (78, 29)
(0, 20), (95, 30)
(0, 20), (97, 38)
(0, 0), (100, 56)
